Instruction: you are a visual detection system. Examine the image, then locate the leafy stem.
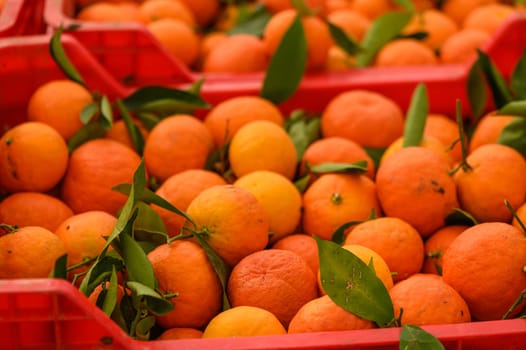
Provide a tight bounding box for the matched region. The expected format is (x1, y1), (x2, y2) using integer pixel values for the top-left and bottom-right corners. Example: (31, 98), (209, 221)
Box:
(449, 100), (472, 175)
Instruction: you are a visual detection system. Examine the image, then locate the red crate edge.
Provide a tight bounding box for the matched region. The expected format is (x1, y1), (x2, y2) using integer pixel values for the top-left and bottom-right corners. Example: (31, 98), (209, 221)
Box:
(1, 278), (525, 350)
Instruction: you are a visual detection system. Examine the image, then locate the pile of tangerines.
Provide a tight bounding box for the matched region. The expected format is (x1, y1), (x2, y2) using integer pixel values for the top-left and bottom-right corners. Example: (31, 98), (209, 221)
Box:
(1, 0), (526, 344)
(72, 0), (523, 72)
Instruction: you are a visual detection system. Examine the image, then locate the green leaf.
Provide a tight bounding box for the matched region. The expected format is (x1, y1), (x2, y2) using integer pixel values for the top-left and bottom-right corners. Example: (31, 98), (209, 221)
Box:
(100, 160), (147, 256)
(308, 161), (368, 174)
(499, 100), (526, 117)
(399, 31), (428, 41)
(126, 281), (174, 315)
(113, 183), (195, 229)
(135, 316), (156, 341)
(99, 95), (114, 130)
(364, 147), (386, 170)
(193, 233), (232, 310)
(403, 83), (428, 147)
(315, 236), (395, 327)
(444, 208), (478, 226)
(399, 324), (445, 350)
(475, 49), (513, 109)
(122, 86), (209, 114)
(80, 102), (99, 124)
(100, 266), (119, 316)
(511, 48), (526, 100)
(294, 174), (311, 193)
(286, 112), (321, 161)
(78, 255), (124, 296)
(331, 221), (362, 245)
(116, 99), (145, 155)
(50, 254), (68, 279)
(328, 21), (362, 56)
(261, 14), (307, 104)
(67, 122), (106, 152)
(497, 116), (526, 155)
(392, 0), (415, 11)
(49, 26), (85, 86)
(291, 0), (316, 16)
(119, 222), (157, 290)
(356, 11), (413, 67)
(132, 202), (169, 247)
(467, 59), (488, 121)
(228, 4), (271, 37)
(137, 112), (162, 131)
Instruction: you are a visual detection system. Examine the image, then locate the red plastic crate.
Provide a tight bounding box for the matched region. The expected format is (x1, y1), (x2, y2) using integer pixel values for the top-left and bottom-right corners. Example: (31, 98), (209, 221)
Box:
(1, 32), (526, 350)
(0, 278), (525, 350)
(0, 0), (47, 37)
(43, 0), (526, 116)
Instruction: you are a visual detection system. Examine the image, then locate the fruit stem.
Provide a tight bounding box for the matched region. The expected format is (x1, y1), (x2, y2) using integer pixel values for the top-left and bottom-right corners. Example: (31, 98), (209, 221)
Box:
(501, 288), (526, 320)
(66, 256), (98, 272)
(449, 99), (472, 176)
(504, 199), (526, 236)
(0, 223), (18, 233)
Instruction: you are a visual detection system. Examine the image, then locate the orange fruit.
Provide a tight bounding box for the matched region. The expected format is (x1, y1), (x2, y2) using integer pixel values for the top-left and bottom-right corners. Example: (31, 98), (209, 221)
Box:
(271, 233), (319, 275)
(202, 305), (286, 338)
(176, 0), (220, 27)
(422, 225), (468, 275)
(203, 95), (284, 148)
(302, 173), (381, 240)
(228, 120), (298, 180)
(234, 170), (302, 243)
(374, 39), (438, 67)
(263, 9), (333, 71)
(288, 294), (376, 333)
(104, 118), (149, 150)
(27, 79), (93, 140)
(139, 0), (196, 26)
(344, 217), (425, 283)
(453, 143), (526, 223)
(143, 114), (214, 183)
(0, 226), (66, 279)
(462, 3), (516, 35)
(512, 202), (526, 232)
(375, 147), (459, 237)
(442, 222), (526, 320)
(468, 112), (514, 152)
(147, 239), (222, 329)
(0, 121), (69, 193)
(199, 31), (228, 60)
(77, 2), (150, 23)
(157, 327), (203, 340)
(146, 18), (200, 67)
(183, 184), (270, 266)
(55, 211), (117, 280)
(402, 9), (459, 51)
(390, 273), (471, 325)
(424, 113), (464, 163)
(440, 28), (491, 64)
(202, 34), (270, 73)
(227, 248), (319, 327)
(152, 169), (227, 237)
(0, 192), (73, 232)
(327, 9), (371, 42)
(60, 138), (142, 215)
(325, 46), (356, 71)
(300, 136), (376, 180)
(442, 0), (498, 26)
(321, 90), (404, 149)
